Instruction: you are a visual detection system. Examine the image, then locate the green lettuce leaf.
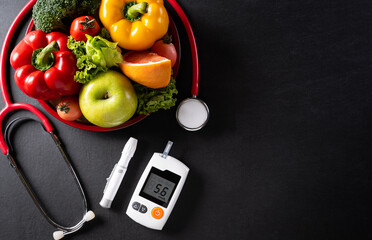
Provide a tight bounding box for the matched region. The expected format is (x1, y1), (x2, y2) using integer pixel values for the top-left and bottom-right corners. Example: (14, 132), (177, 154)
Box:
(86, 35), (122, 68)
(67, 35), (123, 84)
(134, 76), (178, 115)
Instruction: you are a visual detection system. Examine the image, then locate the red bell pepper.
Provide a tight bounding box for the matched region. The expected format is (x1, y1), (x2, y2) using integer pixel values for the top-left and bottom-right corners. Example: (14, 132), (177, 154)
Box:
(10, 30), (80, 100)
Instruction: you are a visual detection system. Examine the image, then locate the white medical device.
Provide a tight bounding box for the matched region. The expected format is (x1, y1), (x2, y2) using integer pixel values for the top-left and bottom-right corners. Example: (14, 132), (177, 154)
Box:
(126, 141), (189, 230)
(100, 137), (138, 208)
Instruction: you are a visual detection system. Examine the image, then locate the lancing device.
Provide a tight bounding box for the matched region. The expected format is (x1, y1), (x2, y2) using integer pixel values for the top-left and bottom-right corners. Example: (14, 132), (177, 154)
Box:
(100, 137), (138, 208)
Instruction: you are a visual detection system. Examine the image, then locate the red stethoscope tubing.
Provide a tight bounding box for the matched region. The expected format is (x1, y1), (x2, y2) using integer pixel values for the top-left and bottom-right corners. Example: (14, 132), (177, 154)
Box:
(167, 0), (199, 97)
(0, 0), (53, 155)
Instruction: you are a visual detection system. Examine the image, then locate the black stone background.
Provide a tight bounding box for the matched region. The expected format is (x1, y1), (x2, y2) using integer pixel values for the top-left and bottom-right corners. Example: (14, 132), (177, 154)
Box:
(0, 0), (371, 239)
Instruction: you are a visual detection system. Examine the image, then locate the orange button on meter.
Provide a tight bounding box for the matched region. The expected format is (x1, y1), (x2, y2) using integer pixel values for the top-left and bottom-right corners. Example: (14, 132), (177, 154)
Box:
(151, 207), (164, 219)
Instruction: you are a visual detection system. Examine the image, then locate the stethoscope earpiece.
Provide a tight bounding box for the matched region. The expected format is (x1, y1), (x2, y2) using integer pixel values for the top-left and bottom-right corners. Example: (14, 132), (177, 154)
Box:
(53, 231), (64, 240)
(84, 210), (96, 222)
(52, 210), (95, 239)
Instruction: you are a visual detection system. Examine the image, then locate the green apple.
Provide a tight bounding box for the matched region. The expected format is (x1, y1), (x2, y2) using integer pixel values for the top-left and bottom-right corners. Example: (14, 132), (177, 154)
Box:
(79, 70), (138, 128)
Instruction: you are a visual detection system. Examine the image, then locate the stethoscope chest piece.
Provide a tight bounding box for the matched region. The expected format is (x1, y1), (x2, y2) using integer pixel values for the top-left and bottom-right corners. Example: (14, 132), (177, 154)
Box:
(165, 0), (209, 131)
(176, 96), (209, 131)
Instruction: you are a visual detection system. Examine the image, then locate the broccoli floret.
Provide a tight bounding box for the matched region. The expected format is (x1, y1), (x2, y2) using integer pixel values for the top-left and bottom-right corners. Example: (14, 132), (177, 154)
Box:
(32, 0), (101, 33)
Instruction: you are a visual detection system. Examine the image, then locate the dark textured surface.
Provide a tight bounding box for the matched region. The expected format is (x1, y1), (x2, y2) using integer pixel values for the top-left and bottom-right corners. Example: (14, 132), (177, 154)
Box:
(0, 0), (371, 239)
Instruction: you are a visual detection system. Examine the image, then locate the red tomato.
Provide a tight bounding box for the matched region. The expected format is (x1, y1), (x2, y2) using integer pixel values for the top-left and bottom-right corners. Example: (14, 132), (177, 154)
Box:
(151, 39), (177, 67)
(70, 16), (101, 42)
(56, 96), (82, 121)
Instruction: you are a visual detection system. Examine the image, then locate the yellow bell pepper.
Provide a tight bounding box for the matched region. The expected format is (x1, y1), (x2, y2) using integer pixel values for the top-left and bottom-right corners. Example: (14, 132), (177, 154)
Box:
(99, 0), (169, 50)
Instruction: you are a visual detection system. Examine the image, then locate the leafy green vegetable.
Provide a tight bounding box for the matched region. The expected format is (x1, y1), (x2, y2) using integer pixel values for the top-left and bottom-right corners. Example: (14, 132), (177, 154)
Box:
(134, 76), (178, 115)
(32, 0), (101, 33)
(86, 35), (123, 68)
(67, 35), (123, 84)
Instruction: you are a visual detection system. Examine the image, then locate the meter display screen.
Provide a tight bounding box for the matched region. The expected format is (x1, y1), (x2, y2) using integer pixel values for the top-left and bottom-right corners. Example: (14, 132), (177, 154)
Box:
(142, 173), (175, 203)
(140, 167), (181, 208)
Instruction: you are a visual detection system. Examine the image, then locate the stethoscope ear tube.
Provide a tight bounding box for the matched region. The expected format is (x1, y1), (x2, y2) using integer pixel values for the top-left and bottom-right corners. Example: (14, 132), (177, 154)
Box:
(4, 117), (44, 153)
(4, 117), (94, 238)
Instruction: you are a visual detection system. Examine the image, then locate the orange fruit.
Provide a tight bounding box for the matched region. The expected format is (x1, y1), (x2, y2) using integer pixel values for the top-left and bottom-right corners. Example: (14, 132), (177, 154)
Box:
(119, 51), (172, 89)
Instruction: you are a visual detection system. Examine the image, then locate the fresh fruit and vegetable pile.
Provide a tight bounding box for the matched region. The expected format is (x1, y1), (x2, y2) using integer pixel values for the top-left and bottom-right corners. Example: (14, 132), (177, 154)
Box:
(10, 0), (179, 128)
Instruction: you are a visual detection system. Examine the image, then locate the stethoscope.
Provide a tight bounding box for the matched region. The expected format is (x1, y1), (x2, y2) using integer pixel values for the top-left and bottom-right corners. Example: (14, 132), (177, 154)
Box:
(0, 0), (208, 239)
(0, 0), (94, 239)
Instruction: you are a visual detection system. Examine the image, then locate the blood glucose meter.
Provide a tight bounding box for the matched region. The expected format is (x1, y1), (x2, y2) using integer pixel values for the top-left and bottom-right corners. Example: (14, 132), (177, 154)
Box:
(126, 141), (189, 230)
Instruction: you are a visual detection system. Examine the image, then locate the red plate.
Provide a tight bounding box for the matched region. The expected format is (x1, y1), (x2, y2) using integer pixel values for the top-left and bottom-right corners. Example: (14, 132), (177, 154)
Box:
(26, 16), (181, 131)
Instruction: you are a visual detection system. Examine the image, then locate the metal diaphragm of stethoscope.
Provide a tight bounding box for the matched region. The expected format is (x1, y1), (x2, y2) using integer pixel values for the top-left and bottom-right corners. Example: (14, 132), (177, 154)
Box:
(0, 0), (207, 239)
